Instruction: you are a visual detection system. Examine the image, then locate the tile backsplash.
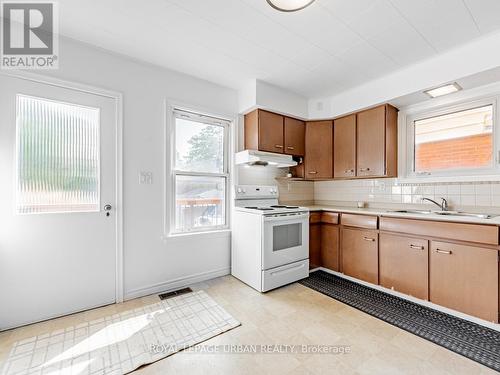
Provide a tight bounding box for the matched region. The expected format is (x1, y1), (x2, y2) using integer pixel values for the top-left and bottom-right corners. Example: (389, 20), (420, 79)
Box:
(236, 165), (500, 211)
(313, 178), (500, 210)
(237, 165), (314, 204)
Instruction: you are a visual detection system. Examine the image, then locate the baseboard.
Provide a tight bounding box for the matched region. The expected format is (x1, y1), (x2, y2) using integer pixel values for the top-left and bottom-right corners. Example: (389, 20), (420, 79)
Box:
(314, 267), (500, 332)
(124, 267), (231, 301)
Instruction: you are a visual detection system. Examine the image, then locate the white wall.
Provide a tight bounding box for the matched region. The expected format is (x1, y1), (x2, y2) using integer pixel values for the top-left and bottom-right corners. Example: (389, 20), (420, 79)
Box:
(309, 31), (500, 119)
(238, 79), (309, 119)
(40, 37), (239, 299)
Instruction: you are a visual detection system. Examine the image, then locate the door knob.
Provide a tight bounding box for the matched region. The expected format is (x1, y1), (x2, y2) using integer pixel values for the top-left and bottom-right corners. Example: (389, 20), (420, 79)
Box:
(104, 204), (112, 216)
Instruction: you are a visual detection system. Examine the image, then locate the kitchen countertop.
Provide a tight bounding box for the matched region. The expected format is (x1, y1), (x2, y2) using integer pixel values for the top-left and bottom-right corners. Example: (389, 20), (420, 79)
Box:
(305, 205), (500, 226)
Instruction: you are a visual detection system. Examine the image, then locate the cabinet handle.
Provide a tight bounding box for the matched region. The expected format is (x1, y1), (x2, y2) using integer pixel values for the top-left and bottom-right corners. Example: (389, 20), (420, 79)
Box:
(363, 237), (376, 242)
(287, 146), (294, 150)
(308, 171), (318, 174)
(410, 244), (424, 250)
(359, 167), (371, 172)
(344, 169), (355, 173)
(275, 144), (283, 148)
(435, 249), (452, 255)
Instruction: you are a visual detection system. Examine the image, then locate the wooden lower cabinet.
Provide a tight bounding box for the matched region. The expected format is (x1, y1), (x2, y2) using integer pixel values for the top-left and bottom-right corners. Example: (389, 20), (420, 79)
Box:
(321, 224), (339, 271)
(309, 220), (322, 269)
(342, 228), (378, 284)
(430, 241), (499, 323)
(379, 233), (429, 300)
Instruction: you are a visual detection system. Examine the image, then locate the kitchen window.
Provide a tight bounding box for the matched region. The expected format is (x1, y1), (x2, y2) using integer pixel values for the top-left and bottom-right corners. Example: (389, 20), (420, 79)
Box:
(169, 108), (230, 234)
(406, 100), (499, 178)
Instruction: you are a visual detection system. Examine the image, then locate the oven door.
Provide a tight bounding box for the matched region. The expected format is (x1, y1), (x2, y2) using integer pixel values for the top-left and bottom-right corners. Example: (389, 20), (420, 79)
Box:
(262, 212), (309, 270)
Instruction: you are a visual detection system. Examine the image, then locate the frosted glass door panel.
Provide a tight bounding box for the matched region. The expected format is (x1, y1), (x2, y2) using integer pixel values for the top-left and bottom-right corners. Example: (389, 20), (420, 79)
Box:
(16, 95), (100, 214)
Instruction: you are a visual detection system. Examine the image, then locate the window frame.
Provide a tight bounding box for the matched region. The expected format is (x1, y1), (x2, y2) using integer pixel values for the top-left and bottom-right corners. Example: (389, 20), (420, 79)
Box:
(404, 96), (500, 180)
(166, 104), (232, 236)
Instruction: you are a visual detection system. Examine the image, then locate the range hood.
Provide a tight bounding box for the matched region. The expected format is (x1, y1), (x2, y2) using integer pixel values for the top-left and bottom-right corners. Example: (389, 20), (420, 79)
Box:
(235, 150), (297, 168)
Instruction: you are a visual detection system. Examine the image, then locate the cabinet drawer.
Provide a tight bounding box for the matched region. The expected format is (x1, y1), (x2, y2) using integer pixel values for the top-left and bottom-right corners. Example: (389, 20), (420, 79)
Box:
(341, 214), (378, 229)
(380, 217), (499, 245)
(321, 212), (339, 224)
(262, 259), (309, 292)
(309, 212), (322, 224)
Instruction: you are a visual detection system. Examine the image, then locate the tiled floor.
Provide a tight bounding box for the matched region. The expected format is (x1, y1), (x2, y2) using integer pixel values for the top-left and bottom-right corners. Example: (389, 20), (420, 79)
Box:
(0, 275), (497, 375)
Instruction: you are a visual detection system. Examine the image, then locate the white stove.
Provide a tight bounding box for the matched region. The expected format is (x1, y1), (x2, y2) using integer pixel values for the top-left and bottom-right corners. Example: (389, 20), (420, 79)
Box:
(231, 185), (309, 292)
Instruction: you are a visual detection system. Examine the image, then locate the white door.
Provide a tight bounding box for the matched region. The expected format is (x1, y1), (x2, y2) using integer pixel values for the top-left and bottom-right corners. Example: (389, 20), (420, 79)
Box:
(0, 75), (118, 330)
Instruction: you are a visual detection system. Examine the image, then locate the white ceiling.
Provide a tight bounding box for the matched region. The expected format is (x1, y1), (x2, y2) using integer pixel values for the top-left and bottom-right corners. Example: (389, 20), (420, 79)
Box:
(59, 0), (500, 98)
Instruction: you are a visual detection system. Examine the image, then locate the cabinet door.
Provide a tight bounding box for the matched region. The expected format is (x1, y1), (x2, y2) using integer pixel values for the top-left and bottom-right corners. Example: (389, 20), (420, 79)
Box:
(357, 106), (385, 177)
(321, 224), (339, 271)
(342, 228), (378, 284)
(284, 117), (305, 156)
(334, 115), (356, 178)
(305, 121), (333, 179)
(379, 234), (428, 300)
(309, 223), (322, 269)
(430, 241), (498, 322)
(258, 110), (284, 153)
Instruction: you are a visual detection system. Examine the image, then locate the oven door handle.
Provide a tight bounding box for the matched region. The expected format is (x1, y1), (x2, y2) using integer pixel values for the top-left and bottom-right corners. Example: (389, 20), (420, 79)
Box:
(263, 213), (310, 222)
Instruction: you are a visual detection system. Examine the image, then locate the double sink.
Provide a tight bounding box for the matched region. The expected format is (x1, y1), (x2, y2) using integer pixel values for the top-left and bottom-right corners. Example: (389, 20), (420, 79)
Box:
(387, 210), (497, 219)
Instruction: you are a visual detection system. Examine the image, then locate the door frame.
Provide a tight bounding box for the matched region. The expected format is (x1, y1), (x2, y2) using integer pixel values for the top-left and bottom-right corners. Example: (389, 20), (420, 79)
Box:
(0, 70), (124, 303)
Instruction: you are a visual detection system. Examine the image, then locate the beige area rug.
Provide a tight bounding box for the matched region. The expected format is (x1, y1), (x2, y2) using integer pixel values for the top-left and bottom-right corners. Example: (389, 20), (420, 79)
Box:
(1, 291), (240, 375)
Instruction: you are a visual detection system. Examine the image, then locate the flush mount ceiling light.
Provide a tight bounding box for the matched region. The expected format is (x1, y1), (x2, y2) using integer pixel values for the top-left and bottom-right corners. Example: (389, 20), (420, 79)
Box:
(424, 83), (462, 98)
(266, 0), (316, 12)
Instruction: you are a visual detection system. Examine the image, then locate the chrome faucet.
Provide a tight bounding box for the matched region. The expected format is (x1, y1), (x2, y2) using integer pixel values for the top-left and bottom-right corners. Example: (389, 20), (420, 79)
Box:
(422, 197), (448, 211)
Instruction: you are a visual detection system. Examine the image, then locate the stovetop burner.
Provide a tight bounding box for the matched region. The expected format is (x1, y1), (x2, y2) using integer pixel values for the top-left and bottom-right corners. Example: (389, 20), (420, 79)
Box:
(270, 205), (299, 209)
(244, 206), (274, 211)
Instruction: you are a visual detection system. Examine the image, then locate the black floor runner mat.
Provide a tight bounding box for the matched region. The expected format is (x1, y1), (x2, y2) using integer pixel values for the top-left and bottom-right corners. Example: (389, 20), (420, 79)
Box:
(299, 270), (500, 372)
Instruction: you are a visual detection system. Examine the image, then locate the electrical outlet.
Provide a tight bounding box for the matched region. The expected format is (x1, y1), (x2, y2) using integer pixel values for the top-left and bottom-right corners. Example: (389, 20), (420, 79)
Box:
(139, 171), (153, 185)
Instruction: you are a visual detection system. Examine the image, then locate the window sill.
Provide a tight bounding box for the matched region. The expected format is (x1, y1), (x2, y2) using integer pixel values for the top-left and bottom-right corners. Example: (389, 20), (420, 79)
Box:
(397, 175), (500, 184)
(161, 228), (231, 242)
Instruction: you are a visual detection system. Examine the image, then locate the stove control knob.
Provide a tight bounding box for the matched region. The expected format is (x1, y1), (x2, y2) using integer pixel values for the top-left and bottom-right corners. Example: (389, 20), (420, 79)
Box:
(237, 188), (242, 193)
(242, 189), (246, 193)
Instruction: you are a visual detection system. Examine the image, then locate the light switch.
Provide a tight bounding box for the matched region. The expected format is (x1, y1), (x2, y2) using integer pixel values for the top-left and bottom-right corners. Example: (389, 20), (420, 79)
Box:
(139, 171), (153, 184)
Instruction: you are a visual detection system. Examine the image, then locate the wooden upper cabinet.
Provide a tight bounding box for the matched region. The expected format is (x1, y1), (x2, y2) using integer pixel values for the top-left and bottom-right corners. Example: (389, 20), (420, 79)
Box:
(244, 109), (305, 156)
(356, 104), (398, 178)
(284, 117), (305, 156)
(334, 114), (356, 178)
(258, 110), (284, 153)
(305, 121), (333, 179)
(429, 241), (498, 323)
(244, 109), (284, 153)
